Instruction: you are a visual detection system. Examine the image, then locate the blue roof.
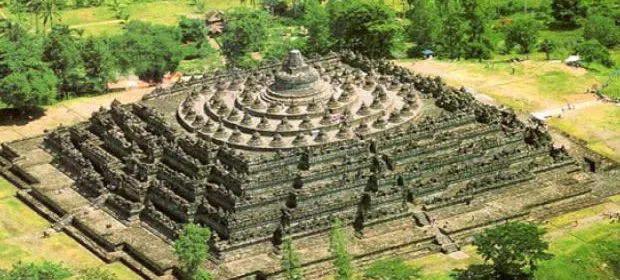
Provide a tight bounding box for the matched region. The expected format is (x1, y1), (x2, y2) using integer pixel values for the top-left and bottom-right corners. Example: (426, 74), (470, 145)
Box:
(422, 49), (435, 55)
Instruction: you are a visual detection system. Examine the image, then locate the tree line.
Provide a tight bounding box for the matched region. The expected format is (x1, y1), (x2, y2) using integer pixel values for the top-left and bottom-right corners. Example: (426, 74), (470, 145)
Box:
(4, 217), (617, 279)
(2, 0), (617, 111)
(170, 219), (556, 280)
(0, 17), (215, 112)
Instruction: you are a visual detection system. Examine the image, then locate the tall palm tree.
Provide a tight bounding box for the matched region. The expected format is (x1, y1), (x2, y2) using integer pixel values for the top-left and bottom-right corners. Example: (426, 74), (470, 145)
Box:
(27, 0), (44, 34)
(41, 0), (61, 32)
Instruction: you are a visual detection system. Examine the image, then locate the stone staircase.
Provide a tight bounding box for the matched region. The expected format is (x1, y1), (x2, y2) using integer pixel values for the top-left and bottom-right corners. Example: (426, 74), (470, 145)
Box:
(413, 211), (431, 227)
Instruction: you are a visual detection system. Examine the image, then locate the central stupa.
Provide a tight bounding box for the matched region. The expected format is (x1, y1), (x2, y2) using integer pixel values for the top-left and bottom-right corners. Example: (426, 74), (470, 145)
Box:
(267, 49), (331, 101)
(176, 50), (421, 151)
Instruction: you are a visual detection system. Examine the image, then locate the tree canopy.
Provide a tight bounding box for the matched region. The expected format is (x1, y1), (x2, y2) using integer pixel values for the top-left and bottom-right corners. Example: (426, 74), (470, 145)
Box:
(504, 16), (542, 54)
(0, 261), (72, 280)
(281, 237), (304, 280)
(472, 222), (552, 279)
(112, 21), (183, 82)
(0, 37), (57, 111)
(327, 0), (402, 58)
(551, 0), (587, 26)
(302, 0), (332, 55)
(406, 0), (440, 56)
(330, 218), (354, 280)
(220, 8), (271, 66)
(583, 14), (620, 48)
(42, 25), (87, 97)
(174, 223), (213, 280)
(80, 37), (116, 94)
(575, 39), (614, 67)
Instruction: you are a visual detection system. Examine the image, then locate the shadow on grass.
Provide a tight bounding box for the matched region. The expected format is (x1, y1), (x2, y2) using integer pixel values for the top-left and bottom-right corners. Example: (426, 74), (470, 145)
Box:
(0, 107), (46, 126)
(546, 21), (581, 32)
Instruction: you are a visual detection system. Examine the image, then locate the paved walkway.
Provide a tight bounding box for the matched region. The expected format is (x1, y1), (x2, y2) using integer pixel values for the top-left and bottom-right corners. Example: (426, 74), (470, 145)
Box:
(0, 87), (154, 144)
(531, 99), (604, 120)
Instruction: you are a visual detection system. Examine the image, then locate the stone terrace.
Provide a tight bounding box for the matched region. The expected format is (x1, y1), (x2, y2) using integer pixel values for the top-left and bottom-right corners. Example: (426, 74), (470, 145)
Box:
(0, 50), (615, 279)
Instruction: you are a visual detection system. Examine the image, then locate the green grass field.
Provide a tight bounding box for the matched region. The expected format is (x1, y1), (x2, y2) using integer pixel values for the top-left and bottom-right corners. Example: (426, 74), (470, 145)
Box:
(4, 0), (249, 36)
(536, 222), (620, 280)
(410, 203), (620, 280)
(0, 178), (141, 279)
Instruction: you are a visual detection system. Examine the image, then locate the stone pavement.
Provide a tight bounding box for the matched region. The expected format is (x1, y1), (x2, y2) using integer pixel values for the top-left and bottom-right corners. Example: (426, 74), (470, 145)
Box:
(0, 87), (154, 144)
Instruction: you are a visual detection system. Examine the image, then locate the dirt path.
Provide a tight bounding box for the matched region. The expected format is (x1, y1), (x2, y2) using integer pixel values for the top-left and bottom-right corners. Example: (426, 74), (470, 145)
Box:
(70, 20), (124, 28)
(0, 87), (154, 144)
(531, 99), (604, 120)
(398, 59), (619, 161)
(398, 59), (597, 111)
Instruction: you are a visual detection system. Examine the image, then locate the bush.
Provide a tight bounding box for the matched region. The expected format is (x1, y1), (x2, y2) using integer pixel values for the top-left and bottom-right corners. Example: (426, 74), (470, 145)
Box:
(583, 14), (620, 48)
(178, 16), (207, 44)
(181, 42), (216, 60)
(575, 39), (614, 67)
(0, 261), (72, 280)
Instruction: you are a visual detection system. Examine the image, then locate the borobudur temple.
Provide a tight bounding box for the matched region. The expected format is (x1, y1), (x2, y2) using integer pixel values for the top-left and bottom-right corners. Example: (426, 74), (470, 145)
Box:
(0, 50), (615, 279)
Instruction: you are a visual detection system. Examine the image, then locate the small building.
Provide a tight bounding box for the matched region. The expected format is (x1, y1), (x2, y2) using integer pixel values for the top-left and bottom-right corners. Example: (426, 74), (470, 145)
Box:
(564, 55), (581, 67)
(422, 49), (435, 59)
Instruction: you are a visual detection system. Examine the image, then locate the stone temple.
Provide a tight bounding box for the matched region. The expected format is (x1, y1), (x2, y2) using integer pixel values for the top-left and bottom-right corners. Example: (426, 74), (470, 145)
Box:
(0, 50), (615, 279)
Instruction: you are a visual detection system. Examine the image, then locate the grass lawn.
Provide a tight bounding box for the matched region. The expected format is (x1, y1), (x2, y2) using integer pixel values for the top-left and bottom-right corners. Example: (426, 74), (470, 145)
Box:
(409, 201), (620, 280)
(535, 223), (620, 280)
(0, 178), (141, 279)
(399, 57), (620, 162)
(4, 0), (250, 36)
(547, 104), (620, 161)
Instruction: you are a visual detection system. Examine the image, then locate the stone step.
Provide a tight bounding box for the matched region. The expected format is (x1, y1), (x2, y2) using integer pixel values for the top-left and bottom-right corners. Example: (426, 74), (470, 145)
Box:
(52, 213), (74, 231)
(412, 211), (430, 227)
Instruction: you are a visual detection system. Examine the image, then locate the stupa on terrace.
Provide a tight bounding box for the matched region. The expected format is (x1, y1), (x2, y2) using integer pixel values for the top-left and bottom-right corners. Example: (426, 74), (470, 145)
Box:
(178, 50), (419, 150)
(0, 50), (609, 279)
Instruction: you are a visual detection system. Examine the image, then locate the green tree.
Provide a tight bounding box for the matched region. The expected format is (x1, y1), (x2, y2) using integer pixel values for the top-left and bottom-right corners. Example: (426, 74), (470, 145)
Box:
(575, 39), (614, 67)
(302, 0), (332, 55)
(551, 0), (586, 26)
(0, 37), (57, 111)
(107, 0), (129, 21)
(174, 223), (213, 280)
(0, 20), (28, 42)
(41, 0), (63, 30)
(178, 16), (207, 44)
(473, 222), (552, 279)
(538, 39), (555, 60)
(330, 218), (353, 280)
(504, 16), (542, 54)
(281, 237), (304, 280)
(42, 25), (86, 97)
(583, 14), (620, 48)
(220, 8), (271, 65)
(439, 3), (466, 60)
(363, 258), (421, 280)
(80, 37), (116, 94)
(261, 0), (288, 16)
(406, 0), (441, 56)
(27, 0), (44, 33)
(0, 261), (72, 280)
(77, 268), (118, 280)
(113, 21), (184, 82)
(461, 0), (493, 60)
(327, 0), (402, 58)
